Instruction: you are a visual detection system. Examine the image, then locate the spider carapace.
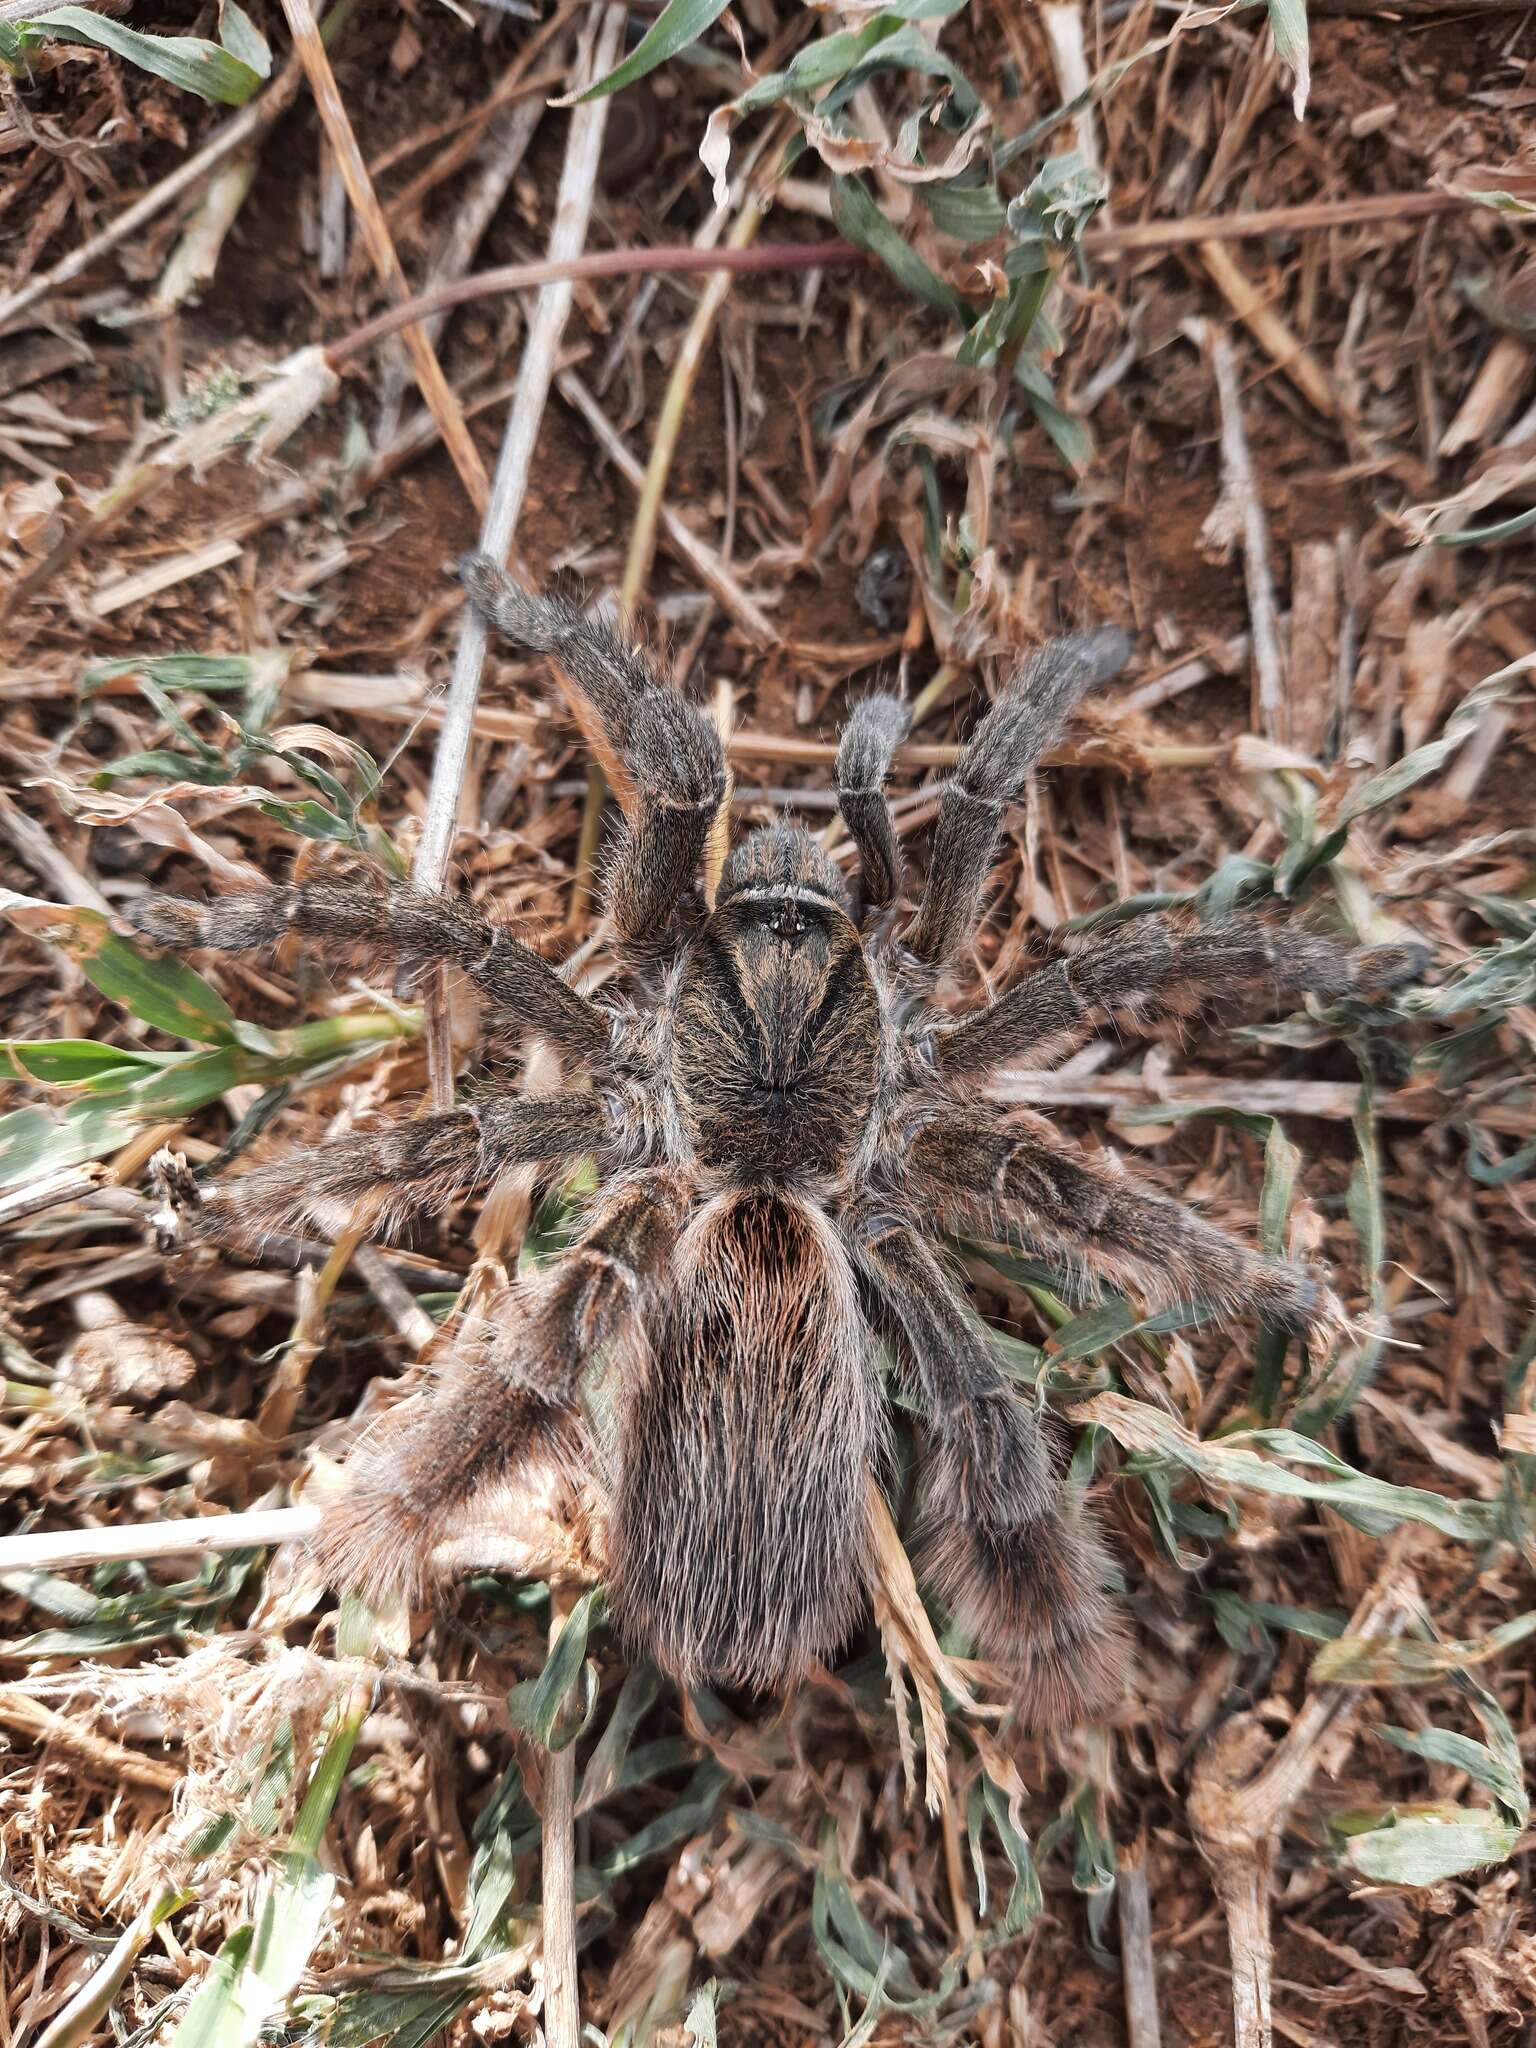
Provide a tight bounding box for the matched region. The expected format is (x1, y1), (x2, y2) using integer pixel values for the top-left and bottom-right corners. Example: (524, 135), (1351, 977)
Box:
(132, 555), (1418, 1723)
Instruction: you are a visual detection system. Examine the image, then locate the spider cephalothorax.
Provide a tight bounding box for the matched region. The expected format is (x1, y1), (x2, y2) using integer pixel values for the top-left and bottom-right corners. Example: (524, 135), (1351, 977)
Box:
(130, 556), (1419, 1721)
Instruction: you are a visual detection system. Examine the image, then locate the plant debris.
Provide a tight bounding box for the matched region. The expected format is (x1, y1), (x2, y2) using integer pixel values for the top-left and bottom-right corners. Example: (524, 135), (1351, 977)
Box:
(1, 0), (1534, 2043)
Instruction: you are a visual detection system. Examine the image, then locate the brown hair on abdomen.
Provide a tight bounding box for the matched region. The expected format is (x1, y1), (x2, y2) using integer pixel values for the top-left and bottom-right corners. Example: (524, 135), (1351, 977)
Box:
(608, 1190), (883, 1692)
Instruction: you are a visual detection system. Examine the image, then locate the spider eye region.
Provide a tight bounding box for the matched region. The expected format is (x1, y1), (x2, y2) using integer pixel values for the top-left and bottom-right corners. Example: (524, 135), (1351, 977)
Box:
(766, 899), (810, 941)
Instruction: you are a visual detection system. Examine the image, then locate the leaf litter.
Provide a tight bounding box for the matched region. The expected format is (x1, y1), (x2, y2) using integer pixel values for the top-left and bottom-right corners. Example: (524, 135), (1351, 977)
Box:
(1, 1), (1535, 2044)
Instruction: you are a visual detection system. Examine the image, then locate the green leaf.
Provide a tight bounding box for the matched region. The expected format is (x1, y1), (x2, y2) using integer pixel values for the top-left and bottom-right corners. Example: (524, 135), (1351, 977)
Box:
(1311, 1611), (1536, 1685)
(171, 1929), (255, 2048)
(93, 751), (235, 789)
(1256, 1115), (1301, 1255)
(507, 1588), (604, 1751)
(1206, 1589), (1345, 1652)
(171, 1693), (370, 2048)
(13, 6), (264, 102)
(830, 175), (966, 322)
(1012, 353), (1093, 473)
(973, 1773), (1042, 1936)
(1076, 1392), (1502, 1545)
(576, 0), (732, 100)
(921, 180), (1009, 242)
(1344, 1682), (1528, 1883)
(1432, 502), (1536, 548)
(1004, 150), (1109, 271)
(0, 894), (250, 1047)
(1049, 1298), (1140, 1360)
(1340, 656), (1533, 821)
(0, 1007), (419, 1188)
(1375, 1724), (1526, 1811)
(217, 0), (270, 76)
(813, 24), (982, 127)
(0, 1096), (160, 1189)
(81, 651), (285, 699)
(0, 1039), (171, 1087)
(577, 1661), (664, 1813)
(595, 1759), (731, 1881)
(1297, 1090), (1384, 1429)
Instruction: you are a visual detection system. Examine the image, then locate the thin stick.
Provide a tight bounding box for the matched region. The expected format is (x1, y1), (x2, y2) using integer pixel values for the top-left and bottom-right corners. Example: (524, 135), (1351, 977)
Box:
(541, 1592), (582, 2048)
(570, 172), (770, 931)
(1189, 1546), (1418, 2048)
(411, 3), (625, 1109)
(1085, 187), (1481, 256)
(727, 730), (1222, 771)
(1117, 1837), (1163, 2048)
(620, 207), (765, 621)
(986, 1069), (1525, 1130)
(0, 1507), (323, 1575)
(275, 0), (490, 514)
(1203, 326), (1287, 746)
(330, 240), (863, 363)
(32, 1889), (189, 2048)
(556, 370), (779, 643)
(1198, 240), (1336, 420)
(371, 6), (576, 445)
(256, 1218), (372, 1438)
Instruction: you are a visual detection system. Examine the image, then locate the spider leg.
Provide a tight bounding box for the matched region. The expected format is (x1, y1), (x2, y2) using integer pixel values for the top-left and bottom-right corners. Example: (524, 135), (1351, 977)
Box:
(835, 693), (910, 917)
(130, 879), (609, 1067)
(312, 1170), (690, 1604)
(461, 554), (727, 955)
(903, 627), (1131, 968)
(907, 1111), (1338, 1330)
(850, 1208), (1128, 1724)
(930, 910), (1425, 1078)
(190, 1092), (608, 1245)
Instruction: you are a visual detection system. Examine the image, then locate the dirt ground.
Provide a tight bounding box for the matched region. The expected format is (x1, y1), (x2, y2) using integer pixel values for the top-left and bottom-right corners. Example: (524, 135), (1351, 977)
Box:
(2, 1), (1535, 2044)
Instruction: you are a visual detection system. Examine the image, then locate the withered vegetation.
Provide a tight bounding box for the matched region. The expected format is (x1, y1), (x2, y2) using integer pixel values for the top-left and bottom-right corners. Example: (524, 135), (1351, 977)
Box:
(1, 2), (1534, 2044)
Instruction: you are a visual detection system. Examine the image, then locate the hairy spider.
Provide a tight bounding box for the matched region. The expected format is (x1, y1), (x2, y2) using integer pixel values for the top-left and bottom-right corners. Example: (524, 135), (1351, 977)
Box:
(130, 556), (1419, 1723)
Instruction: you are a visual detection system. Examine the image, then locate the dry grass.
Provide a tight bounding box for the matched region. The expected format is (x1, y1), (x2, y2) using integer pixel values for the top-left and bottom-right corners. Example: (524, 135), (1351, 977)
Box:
(1, 2), (1534, 2044)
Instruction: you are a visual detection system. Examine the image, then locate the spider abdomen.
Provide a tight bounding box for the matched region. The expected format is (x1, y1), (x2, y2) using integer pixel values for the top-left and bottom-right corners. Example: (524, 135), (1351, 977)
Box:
(608, 1189), (884, 1691)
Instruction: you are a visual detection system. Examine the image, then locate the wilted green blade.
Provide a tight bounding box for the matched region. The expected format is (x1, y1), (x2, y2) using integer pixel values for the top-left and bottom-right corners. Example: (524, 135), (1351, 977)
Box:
(830, 176), (966, 323)
(171, 1929), (254, 2048)
(217, 0), (270, 75)
(16, 6), (264, 101)
(576, 0), (731, 99)
(1343, 1811), (1521, 1885)
(508, 1587), (604, 1750)
(1266, 0), (1310, 116)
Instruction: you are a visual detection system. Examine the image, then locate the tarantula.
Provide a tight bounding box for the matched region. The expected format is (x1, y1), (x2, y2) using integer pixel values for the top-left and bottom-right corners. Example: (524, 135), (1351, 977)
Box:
(130, 556), (1417, 1723)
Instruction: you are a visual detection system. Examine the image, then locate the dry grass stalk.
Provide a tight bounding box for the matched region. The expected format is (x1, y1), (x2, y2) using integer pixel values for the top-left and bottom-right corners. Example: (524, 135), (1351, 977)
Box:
(369, 0), (586, 441)
(541, 1591), (583, 2048)
(0, 1691), (180, 1795)
(985, 1069), (1525, 1127)
(1200, 323), (1288, 745)
(411, 2), (625, 1105)
(1198, 240), (1337, 420)
(570, 160), (775, 930)
(866, 1479), (982, 1815)
(274, 0), (490, 514)
(1188, 1543), (1421, 2048)
(1438, 333), (1536, 457)
(1117, 1836), (1163, 2048)
(1085, 187), (1475, 257)
(556, 370), (779, 642)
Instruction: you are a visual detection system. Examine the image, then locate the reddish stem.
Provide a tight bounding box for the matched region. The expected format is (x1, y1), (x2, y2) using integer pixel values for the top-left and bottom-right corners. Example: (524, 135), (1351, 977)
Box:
(326, 240), (868, 363)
